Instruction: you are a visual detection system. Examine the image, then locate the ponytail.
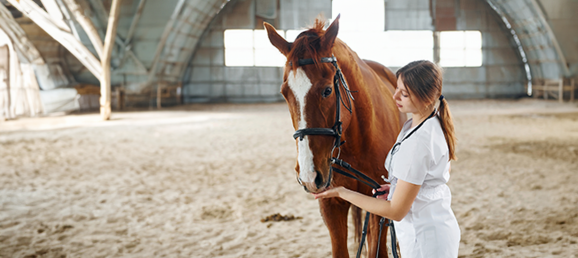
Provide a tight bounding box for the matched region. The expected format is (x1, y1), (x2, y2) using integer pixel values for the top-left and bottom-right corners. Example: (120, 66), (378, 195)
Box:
(397, 60), (457, 161)
(438, 99), (457, 161)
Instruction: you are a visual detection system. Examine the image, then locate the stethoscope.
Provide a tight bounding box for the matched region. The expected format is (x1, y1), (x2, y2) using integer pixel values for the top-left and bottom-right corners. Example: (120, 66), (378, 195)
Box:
(383, 109), (437, 183)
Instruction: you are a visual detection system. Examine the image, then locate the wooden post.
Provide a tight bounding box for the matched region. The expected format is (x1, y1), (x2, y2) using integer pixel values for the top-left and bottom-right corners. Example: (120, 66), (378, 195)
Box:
(100, 0), (122, 120)
(177, 82), (182, 105)
(115, 87), (121, 111)
(544, 80), (548, 99)
(558, 78), (563, 103)
(571, 79), (575, 102)
(157, 82), (162, 109)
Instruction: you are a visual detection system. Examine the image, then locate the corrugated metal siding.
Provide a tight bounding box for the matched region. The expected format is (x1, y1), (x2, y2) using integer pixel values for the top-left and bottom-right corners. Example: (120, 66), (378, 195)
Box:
(386, 0), (434, 30)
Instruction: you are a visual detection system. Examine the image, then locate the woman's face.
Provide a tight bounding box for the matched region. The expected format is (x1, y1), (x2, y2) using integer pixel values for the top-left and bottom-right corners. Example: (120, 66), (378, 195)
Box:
(393, 77), (421, 114)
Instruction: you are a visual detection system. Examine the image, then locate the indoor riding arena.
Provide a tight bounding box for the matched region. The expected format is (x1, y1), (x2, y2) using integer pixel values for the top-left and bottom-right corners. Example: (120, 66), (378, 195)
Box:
(1, 0), (577, 258)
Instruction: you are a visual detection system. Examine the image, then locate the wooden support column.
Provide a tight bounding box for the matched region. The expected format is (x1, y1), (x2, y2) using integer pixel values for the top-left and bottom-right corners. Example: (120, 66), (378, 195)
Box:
(100, 0), (122, 120)
(558, 79), (563, 103)
(571, 79), (575, 102)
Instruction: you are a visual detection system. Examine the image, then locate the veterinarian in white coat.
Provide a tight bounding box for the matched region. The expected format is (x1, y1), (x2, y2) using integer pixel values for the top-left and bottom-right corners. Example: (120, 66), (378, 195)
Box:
(315, 60), (461, 257)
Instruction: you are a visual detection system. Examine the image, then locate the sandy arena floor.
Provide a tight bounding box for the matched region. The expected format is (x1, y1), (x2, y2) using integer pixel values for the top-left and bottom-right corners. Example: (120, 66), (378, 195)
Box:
(1, 99), (577, 258)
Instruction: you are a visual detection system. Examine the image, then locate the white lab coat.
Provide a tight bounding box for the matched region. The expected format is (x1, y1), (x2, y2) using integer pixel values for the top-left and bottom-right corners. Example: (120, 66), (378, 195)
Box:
(384, 116), (461, 258)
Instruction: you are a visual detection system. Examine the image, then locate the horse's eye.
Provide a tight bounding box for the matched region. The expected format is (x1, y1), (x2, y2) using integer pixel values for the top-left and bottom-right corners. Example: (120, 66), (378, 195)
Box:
(322, 86), (332, 97)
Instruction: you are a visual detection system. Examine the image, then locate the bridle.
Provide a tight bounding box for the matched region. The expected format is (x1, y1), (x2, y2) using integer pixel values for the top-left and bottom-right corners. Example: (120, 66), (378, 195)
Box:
(288, 55), (399, 258)
(291, 55), (354, 159)
(290, 55), (354, 192)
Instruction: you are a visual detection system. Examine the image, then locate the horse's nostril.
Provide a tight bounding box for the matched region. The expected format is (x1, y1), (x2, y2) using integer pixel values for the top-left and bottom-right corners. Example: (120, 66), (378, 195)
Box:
(314, 171), (324, 189)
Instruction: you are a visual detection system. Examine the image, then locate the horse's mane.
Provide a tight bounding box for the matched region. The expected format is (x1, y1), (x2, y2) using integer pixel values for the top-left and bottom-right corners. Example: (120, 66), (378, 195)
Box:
(288, 19), (334, 77)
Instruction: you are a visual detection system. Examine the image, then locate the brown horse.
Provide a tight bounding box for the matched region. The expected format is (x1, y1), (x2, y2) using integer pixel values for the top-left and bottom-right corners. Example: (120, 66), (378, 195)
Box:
(265, 15), (404, 257)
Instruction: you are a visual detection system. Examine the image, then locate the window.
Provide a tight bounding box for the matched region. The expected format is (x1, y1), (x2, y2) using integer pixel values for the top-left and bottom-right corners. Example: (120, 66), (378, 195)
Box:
(224, 29), (291, 67)
(338, 31), (434, 67)
(333, 0), (433, 67)
(439, 31), (482, 67)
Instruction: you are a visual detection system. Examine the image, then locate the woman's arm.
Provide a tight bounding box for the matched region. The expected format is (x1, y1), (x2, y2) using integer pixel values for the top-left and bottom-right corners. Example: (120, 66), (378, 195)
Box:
(314, 179), (421, 221)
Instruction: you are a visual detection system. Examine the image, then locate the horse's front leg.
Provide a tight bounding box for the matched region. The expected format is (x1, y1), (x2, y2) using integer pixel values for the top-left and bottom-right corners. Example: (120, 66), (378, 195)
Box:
(319, 197), (351, 258)
(368, 213), (389, 258)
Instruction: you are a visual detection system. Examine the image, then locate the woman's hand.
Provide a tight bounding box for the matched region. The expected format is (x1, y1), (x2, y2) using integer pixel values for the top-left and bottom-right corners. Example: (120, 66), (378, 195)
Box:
(312, 186), (345, 199)
(372, 184), (391, 200)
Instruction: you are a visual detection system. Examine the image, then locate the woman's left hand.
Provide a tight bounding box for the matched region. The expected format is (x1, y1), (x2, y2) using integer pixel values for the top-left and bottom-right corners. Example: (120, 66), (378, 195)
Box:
(312, 187), (345, 199)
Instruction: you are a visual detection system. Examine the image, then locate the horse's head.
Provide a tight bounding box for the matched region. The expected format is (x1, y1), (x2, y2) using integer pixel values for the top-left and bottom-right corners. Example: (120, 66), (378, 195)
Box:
(265, 16), (350, 194)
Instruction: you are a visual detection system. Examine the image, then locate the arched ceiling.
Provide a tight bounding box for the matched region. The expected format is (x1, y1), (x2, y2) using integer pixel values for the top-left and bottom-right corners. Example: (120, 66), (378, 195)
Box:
(486, 0), (570, 80)
(152, 0), (229, 83)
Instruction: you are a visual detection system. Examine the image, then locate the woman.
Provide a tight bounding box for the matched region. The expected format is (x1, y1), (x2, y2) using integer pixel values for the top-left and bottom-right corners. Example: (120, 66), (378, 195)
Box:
(314, 60), (460, 257)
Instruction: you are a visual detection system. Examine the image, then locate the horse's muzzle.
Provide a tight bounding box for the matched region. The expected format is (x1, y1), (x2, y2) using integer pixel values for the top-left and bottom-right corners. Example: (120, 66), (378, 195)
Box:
(298, 168), (333, 193)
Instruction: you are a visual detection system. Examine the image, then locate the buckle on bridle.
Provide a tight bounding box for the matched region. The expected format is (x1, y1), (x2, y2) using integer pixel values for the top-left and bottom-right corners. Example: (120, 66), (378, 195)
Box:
(333, 121), (343, 137)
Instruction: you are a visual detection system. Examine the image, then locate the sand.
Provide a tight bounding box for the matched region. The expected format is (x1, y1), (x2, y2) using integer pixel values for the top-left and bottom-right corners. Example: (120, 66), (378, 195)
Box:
(0, 99), (577, 258)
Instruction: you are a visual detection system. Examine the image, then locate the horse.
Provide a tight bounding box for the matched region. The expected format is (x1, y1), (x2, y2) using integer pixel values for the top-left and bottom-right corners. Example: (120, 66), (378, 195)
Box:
(265, 15), (404, 257)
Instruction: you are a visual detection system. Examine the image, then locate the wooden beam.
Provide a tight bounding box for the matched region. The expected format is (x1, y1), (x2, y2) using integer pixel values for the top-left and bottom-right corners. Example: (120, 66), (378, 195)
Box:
(124, 0), (146, 46)
(100, 0), (122, 120)
(54, 0), (82, 40)
(84, 0), (148, 75)
(39, 0), (72, 32)
(0, 4), (44, 64)
(7, 0), (102, 79)
(63, 0), (104, 58)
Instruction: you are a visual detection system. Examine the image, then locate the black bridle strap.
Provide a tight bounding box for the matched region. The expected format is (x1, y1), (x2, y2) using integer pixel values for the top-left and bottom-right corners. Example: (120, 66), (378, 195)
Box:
(288, 56), (337, 66)
(293, 128), (337, 140)
(332, 159), (383, 192)
(290, 56), (350, 151)
(331, 159), (399, 258)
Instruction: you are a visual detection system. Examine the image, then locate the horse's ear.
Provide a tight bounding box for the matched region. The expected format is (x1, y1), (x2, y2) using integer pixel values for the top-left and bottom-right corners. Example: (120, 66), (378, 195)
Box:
(264, 22), (290, 56)
(322, 14), (340, 50)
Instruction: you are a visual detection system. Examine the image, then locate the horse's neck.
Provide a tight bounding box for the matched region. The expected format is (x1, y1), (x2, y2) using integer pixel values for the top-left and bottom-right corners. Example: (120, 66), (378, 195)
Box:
(337, 52), (392, 159)
(339, 57), (376, 145)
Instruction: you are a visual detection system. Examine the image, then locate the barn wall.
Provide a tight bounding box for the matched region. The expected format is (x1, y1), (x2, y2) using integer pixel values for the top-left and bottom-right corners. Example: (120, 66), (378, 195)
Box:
(445, 0), (526, 98)
(537, 0), (578, 78)
(386, 0), (434, 30)
(388, 0), (526, 99)
(184, 0), (528, 102)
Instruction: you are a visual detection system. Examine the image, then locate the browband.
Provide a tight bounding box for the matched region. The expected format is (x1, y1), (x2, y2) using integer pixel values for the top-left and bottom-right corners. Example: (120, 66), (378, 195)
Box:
(288, 56), (337, 66)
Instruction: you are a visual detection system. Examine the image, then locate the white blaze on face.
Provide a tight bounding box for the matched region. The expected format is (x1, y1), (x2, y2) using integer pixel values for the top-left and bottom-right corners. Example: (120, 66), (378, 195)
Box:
(288, 68), (316, 183)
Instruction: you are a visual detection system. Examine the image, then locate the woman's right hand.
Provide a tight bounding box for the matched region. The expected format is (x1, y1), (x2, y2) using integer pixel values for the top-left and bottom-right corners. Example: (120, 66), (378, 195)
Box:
(372, 184), (391, 200)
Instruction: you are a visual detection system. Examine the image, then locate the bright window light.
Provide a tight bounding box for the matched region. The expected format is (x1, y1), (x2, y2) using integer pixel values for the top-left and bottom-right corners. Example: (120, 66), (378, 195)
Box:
(224, 30), (253, 66)
(285, 30), (303, 42)
(333, 0), (433, 67)
(338, 30), (434, 67)
(332, 0), (384, 32)
(224, 29), (286, 67)
(440, 31), (482, 67)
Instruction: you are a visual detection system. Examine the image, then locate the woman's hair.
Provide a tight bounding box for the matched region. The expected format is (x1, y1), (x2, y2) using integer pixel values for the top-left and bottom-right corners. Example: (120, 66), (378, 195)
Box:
(396, 60), (457, 161)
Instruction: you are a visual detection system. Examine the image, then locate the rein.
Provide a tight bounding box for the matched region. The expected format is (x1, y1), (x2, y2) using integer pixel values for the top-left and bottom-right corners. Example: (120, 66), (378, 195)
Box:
(289, 56), (399, 258)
